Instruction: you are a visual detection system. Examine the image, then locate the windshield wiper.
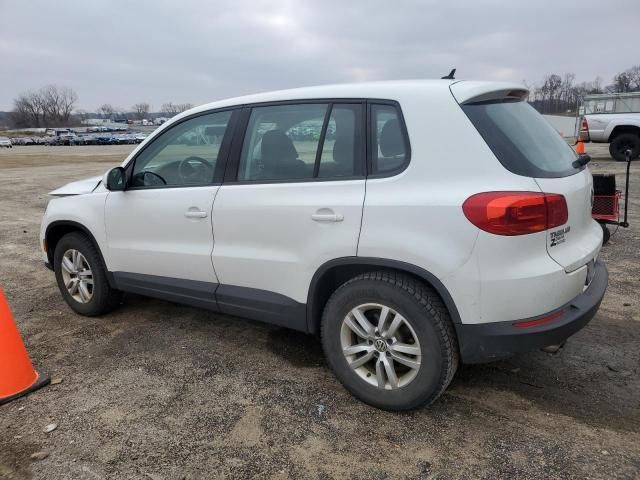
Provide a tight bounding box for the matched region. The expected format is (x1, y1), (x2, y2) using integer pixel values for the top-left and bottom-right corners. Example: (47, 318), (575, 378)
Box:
(572, 154), (591, 169)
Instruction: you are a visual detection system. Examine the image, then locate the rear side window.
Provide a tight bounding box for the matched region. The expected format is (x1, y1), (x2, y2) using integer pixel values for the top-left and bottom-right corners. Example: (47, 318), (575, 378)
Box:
(461, 99), (579, 178)
(318, 105), (362, 178)
(237, 103), (363, 182)
(371, 104), (409, 174)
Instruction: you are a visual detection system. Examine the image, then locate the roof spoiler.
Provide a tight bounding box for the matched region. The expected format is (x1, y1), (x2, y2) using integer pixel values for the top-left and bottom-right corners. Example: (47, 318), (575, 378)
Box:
(450, 82), (529, 105)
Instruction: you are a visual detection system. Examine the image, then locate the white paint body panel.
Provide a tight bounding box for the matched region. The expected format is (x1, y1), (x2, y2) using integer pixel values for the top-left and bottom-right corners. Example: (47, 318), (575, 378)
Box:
(211, 180), (365, 303)
(104, 187), (219, 283)
(49, 176), (102, 196)
(536, 169), (602, 272)
(40, 191), (109, 263)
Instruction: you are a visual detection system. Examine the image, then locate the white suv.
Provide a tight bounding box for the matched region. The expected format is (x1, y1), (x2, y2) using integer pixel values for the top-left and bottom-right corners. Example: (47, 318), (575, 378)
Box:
(40, 80), (607, 410)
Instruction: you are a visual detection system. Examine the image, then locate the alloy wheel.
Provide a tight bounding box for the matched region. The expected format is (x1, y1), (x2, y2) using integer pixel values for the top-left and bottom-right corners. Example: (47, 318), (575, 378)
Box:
(340, 303), (421, 390)
(61, 249), (94, 304)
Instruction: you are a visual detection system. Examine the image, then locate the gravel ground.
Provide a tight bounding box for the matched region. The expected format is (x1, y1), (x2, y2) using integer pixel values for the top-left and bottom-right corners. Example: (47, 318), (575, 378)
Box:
(0, 144), (638, 480)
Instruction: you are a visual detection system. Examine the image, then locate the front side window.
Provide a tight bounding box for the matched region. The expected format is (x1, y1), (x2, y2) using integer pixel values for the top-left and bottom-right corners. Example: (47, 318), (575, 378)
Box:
(131, 110), (232, 188)
(371, 104), (408, 174)
(237, 103), (363, 182)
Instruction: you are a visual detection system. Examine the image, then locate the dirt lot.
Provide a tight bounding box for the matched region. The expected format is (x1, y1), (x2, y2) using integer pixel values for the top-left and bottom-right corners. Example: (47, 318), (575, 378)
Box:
(0, 145), (638, 479)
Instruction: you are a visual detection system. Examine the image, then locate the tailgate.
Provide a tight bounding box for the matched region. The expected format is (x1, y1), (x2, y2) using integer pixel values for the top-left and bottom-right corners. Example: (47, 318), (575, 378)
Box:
(535, 169), (602, 272)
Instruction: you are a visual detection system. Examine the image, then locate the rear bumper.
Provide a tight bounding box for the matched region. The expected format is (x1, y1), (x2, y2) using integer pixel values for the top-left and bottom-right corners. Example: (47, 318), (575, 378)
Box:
(457, 261), (608, 364)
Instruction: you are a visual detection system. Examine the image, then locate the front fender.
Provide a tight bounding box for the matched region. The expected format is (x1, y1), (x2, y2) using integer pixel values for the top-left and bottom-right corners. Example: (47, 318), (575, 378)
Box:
(41, 193), (109, 266)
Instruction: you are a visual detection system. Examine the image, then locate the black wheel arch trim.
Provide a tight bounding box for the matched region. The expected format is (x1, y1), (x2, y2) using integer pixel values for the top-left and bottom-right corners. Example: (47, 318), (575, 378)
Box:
(306, 257), (462, 334)
(44, 220), (116, 288)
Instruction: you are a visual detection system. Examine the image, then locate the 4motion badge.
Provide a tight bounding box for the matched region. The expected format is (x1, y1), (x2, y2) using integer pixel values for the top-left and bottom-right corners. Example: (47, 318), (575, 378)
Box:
(550, 226), (571, 247)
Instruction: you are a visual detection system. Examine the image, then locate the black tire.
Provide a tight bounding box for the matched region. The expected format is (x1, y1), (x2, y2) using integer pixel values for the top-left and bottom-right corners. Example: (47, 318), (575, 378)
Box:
(600, 222), (611, 246)
(321, 271), (459, 411)
(53, 232), (121, 316)
(609, 133), (640, 162)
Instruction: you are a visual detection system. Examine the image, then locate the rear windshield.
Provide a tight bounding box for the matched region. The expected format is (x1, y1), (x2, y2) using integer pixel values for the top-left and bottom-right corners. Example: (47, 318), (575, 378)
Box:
(461, 99), (579, 178)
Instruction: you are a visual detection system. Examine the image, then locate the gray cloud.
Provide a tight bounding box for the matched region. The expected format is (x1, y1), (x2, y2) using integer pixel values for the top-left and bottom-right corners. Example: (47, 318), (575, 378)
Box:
(0, 0), (637, 111)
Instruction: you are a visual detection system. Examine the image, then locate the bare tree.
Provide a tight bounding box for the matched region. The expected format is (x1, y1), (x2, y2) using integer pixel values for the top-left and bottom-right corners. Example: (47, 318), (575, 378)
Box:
(161, 102), (194, 116)
(628, 65), (640, 90)
(608, 66), (640, 93)
(612, 72), (632, 93)
(561, 73), (575, 105)
(59, 86), (78, 122)
(161, 102), (178, 116)
(592, 76), (603, 94)
(13, 92), (43, 127)
(11, 85), (78, 127)
(40, 85), (77, 124)
(132, 102), (150, 120)
(99, 104), (115, 119)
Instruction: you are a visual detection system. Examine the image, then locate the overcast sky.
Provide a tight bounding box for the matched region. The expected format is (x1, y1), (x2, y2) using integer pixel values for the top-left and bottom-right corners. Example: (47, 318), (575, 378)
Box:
(0, 0), (637, 111)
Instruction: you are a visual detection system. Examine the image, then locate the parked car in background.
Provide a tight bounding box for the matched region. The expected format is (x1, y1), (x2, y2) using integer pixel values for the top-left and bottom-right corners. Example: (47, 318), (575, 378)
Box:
(40, 80), (607, 410)
(11, 137), (36, 146)
(0, 137), (12, 148)
(579, 92), (640, 161)
(95, 134), (116, 145)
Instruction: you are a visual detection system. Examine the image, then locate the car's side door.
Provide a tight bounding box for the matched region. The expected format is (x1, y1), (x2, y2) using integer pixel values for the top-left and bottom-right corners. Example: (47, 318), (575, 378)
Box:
(211, 102), (366, 329)
(104, 109), (237, 303)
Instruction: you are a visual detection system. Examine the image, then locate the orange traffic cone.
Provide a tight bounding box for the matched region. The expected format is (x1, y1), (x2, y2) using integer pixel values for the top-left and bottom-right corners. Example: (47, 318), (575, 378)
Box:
(0, 289), (49, 405)
(576, 139), (585, 155)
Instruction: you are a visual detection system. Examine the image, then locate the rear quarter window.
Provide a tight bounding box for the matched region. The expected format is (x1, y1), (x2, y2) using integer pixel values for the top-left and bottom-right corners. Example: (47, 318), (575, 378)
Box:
(461, 99), (579, 178)
(370, 103), (410, 175)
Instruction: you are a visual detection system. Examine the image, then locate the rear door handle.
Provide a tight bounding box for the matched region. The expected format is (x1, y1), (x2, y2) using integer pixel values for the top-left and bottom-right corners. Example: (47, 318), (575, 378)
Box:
(184, 209), (208, 219)
(311, 211), (344, 222)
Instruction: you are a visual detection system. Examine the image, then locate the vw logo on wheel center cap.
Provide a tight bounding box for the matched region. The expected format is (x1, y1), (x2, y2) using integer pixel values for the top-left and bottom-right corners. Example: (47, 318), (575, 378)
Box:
(374, 338), (387, 352)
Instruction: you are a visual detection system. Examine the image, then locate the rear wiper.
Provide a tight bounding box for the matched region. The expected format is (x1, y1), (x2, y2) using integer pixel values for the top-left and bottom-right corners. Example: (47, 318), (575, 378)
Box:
(572, 154), (591, 169)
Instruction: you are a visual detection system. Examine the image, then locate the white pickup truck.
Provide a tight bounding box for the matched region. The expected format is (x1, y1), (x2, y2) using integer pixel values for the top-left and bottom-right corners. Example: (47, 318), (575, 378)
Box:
(579, 93), (640, 161)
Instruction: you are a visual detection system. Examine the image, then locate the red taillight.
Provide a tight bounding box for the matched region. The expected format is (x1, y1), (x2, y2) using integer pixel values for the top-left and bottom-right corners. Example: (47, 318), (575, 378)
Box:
(462, 192), (568, 236)
(580, 117), (589, 132)
(579, 118), (590, 141)
(512, 311), (563, 328)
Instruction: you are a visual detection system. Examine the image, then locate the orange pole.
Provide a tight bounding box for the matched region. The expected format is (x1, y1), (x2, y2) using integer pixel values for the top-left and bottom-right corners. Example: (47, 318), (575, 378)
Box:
(576, 139), (585, 155)
(0, 288), (49, 404)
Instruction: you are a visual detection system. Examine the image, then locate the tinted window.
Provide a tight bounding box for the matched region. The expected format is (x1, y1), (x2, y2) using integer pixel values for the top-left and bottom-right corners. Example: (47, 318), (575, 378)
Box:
(318, 105), (361, 178)
(238, 104), (327, 181)
(371, 104), (408, 174)
(462, 99), (579, 178)
(131, 110), (232, 187)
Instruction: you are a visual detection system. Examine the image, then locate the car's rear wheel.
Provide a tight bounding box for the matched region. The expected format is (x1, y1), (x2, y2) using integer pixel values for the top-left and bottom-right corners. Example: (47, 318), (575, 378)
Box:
(53, 232), (121, 316)
(609, 133), (640, 162)
(321, 271), (459, 410)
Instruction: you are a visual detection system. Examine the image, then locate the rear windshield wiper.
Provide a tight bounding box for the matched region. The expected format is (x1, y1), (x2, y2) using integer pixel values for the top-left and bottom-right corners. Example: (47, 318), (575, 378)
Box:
(572, 154), (591, 169)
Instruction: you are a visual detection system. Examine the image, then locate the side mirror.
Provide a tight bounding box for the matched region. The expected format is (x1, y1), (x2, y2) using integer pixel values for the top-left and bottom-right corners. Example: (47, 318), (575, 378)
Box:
(105, 167), (126, 191)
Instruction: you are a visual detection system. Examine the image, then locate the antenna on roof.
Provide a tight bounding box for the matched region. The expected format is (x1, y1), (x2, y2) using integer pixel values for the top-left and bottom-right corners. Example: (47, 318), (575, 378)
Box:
(441, 68), (456, 80)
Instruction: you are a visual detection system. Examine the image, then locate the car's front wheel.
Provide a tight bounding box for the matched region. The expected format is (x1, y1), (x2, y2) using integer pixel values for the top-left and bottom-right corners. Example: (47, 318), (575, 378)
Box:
(321, 271), (459, 410)
(53, 232), (121, 316)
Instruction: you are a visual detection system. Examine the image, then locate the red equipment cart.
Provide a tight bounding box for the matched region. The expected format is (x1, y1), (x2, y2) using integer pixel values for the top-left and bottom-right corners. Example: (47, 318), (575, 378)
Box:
(592, 149), (633, 245)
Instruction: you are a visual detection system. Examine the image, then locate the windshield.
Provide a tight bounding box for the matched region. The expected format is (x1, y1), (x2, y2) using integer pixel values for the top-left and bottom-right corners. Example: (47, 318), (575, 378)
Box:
(462, 99), (579, 178)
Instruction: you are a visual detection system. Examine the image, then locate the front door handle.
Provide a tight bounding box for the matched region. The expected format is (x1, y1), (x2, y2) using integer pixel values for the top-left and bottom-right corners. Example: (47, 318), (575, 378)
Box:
(311, 210), (344, 222)
(184, 209), (208, 219)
